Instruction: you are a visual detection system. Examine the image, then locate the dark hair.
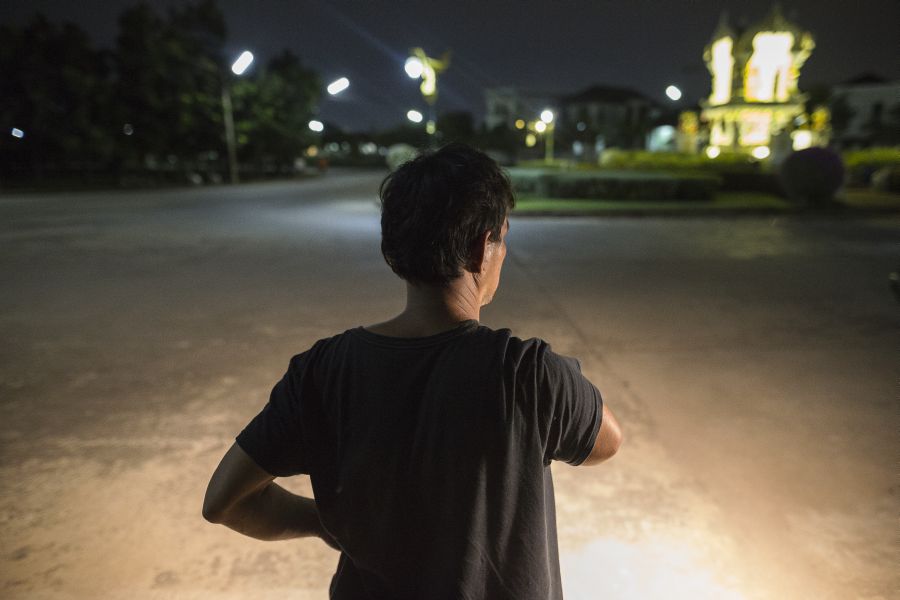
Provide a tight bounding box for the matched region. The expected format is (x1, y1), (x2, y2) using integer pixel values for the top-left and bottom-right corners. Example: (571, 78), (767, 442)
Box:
(379, 143), (515, 287)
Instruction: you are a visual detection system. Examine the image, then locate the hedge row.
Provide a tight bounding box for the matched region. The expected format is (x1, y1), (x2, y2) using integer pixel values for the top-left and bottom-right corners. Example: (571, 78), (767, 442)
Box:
(507, 169), (720, 201)
(842, 147), (900, 186)
(598, 149), (758, 172)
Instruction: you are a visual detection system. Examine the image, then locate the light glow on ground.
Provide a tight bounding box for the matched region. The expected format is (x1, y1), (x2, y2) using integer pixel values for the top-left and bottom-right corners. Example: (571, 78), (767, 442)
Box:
(562, 537), (747, 600)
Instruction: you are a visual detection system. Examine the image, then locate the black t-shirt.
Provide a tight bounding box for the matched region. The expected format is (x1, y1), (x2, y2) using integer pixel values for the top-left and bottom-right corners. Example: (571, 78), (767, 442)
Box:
(236, 320), (602, 600)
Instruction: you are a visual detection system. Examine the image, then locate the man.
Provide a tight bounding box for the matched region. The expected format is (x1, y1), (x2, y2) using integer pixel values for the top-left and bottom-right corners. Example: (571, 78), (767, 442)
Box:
(203, 143), (623, 599)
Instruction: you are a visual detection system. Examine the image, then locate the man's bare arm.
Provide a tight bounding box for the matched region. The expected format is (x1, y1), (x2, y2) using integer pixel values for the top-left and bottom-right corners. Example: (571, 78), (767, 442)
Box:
(581, 403), (623, 466)
(203, 443), (337, 547)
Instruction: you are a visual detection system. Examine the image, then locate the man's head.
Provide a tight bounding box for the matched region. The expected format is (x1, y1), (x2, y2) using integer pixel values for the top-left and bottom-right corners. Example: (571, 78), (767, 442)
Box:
(379, 143), (515, 301)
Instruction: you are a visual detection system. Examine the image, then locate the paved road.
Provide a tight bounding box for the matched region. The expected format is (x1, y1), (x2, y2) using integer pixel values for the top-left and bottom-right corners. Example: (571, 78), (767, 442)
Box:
(1, 171), (897, 599)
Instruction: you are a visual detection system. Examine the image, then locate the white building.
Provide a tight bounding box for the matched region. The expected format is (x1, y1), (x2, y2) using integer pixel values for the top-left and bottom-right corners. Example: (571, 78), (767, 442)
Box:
(829, 75), (900, 148)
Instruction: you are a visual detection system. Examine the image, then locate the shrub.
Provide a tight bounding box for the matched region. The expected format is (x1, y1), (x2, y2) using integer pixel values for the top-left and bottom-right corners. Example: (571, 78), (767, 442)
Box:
(717, 171), (784, 195)
(516, 151), (782, 196)
(386, 144), (419, 171)
(507, 168), (719, 201)
(843, 147), (900, 186)
(597, 149), (756, 172)
(779, 148), (845, 206)
(872, 166), (900, 193)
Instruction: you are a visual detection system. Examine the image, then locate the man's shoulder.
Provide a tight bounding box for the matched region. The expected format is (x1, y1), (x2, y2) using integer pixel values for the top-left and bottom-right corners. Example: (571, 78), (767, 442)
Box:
(283, 325), (551, 371)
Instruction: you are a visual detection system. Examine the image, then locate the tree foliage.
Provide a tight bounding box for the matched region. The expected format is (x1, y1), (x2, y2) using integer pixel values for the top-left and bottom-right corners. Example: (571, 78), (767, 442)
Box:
(0, 15), (113, 174)
(1, 1), (322, 180)
(114, 1), (226, 167)
(232, 50), (321, 166)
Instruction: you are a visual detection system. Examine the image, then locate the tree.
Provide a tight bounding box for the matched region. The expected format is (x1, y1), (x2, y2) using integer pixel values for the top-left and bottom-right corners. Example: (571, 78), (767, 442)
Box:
(113, 3), (172, 165)
(232, 50), (321, 168)
(0, 15), (113, 175)
(113, 1), (226, 169)
(437, 111), (475, 144)
(829, 95), (855, 142)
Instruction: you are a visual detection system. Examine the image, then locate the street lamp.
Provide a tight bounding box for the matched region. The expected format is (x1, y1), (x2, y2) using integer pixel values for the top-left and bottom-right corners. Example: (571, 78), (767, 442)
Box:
(539, 108), (555, 163)
(404, 57), (424, 79)
(404, 47), (450, 140)
(231, 51), (254, 75)
(327, 77), (350, 95)
(222, 50), (254, 184)
(666, 85), (683, 101)
(308, 120), (324, 133)
(406, 110), (424, 123)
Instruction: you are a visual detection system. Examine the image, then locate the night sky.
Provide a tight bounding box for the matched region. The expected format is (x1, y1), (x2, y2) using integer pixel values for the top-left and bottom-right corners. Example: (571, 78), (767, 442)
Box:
(3, 0), (898, 132)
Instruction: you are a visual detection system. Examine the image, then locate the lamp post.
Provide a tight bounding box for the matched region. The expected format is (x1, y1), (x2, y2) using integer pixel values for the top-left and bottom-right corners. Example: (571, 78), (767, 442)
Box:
(404, 47), (450, 141)
(326, 77), (350, 96)
(539, 109), (555, 163)
(222, 50), (254, 184)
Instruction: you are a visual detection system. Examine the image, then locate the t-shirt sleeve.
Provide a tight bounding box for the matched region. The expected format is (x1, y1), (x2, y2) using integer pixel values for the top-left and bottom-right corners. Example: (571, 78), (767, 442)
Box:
(535, 343), (603, 466)
(235, 352), (311, 477)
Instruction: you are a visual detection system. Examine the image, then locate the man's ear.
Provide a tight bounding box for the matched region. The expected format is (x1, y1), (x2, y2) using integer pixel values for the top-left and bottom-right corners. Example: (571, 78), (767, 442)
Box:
(466, 230), (493, 274)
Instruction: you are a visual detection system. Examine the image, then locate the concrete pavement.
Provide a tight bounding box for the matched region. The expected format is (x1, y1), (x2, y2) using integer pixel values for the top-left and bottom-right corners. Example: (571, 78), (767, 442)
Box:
(1, 171), (897, 599)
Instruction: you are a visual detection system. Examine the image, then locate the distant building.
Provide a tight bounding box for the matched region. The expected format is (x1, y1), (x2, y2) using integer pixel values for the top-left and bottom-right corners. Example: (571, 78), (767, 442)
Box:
(559, 85), (661, 157)
(484, 85), (660, 161)
(829, 75), (900, 148)
(484, 87), (557, 131)
(700, 5), (822, 158)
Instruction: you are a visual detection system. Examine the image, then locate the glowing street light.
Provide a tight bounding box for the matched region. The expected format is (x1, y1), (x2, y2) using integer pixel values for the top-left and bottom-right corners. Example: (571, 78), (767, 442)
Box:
(404, 57), (424, 79)
(11, 127), (24, 139)
(308, 120), (324, 132)
(327, 77), (350, 95)
(666, 85), (683, 101)
(231, 51), (254, 75)
(532, 108), (556, 163)
(223, 49), (254, 184)
(407, 110), (424, 123)
(751, 146), (771, 160)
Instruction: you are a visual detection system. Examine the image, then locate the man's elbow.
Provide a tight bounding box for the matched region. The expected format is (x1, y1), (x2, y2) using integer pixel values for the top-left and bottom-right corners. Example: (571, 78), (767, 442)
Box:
(582, 415), (624, 466)
(202, 491), (231, 524)
(605, 430), (624, 460)
(582, 436), (623, 466)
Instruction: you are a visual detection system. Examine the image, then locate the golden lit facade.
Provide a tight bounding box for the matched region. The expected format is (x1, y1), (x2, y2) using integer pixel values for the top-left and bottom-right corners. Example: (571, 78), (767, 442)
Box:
(701, 6), (816, 156)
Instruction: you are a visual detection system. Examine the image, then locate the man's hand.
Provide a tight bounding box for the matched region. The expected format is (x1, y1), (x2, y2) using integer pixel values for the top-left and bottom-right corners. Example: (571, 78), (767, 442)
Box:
(203, 442), (338, 548)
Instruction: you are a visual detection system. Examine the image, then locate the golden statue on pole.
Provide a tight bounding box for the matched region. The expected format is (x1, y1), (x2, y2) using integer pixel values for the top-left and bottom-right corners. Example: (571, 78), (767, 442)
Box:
(405, 47), (451, 136)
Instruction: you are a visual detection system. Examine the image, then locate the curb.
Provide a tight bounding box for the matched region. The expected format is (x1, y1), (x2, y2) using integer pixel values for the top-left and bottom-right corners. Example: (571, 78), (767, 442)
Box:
(512, 206), (900, 218)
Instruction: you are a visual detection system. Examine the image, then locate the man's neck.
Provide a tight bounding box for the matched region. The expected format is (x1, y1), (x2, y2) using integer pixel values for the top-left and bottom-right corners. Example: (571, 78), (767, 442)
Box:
(366, 279), (482, 337)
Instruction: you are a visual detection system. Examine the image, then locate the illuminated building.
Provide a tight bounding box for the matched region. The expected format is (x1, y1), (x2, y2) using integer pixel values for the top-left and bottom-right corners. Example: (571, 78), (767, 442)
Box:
(701, 6), (817, 157)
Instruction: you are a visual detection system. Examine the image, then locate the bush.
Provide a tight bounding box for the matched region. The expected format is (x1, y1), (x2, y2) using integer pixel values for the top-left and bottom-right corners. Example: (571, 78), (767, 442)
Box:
(717, 171), (784, 195)
(386, 144), (419, 171)
(843, 147), (900, 186)
(515, 151), (784, 196)
(872, 166), (900, 193)
(779, 148), (845, 206)
(507, 168), (719, 201)
(597, 149), (756, 172)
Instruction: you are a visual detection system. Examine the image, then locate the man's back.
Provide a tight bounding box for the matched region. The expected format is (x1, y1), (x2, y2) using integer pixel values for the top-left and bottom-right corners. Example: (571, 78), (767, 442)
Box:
(204, 144), (622, 599)
(236, 321), (603, 599)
